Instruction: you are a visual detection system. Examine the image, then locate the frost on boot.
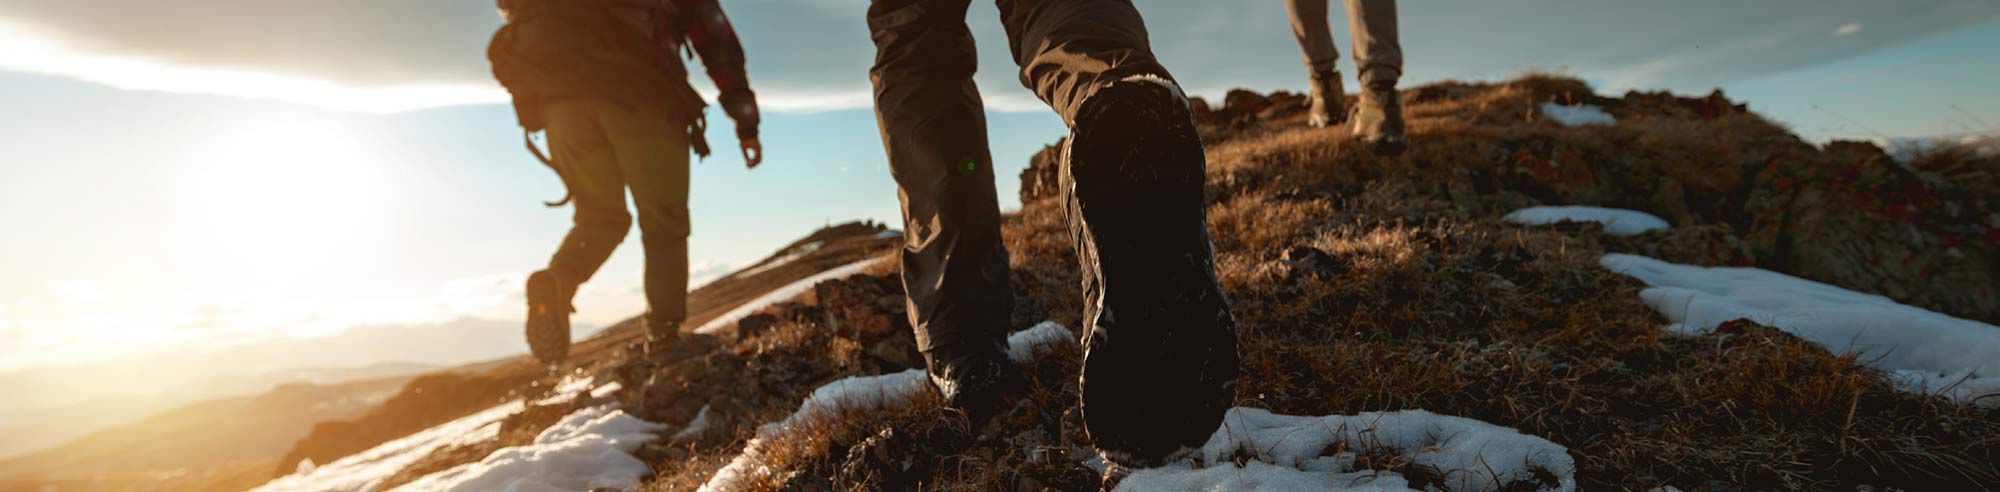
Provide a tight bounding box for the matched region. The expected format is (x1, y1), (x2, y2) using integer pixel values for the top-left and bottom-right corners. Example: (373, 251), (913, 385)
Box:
(1351, 80), (1407, 156)
(922, 341), (1022, 430)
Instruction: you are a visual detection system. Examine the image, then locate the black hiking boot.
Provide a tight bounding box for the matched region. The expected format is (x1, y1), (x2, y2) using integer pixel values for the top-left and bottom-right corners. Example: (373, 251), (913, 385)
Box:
(922, 341), (1022, 430)
(1307, 69), (1347, 128)
(643, 318), (681, 358)
(525, 269), (575, 366)
(1062, 76), (1239, 468)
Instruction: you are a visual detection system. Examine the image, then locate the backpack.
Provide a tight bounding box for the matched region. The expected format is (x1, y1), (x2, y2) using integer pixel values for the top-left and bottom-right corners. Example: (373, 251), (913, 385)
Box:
(488, 0), (710, 205)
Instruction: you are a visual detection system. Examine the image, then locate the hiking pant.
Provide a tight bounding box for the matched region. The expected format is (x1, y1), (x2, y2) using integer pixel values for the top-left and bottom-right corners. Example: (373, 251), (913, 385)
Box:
(1287, 0), (1402, 85)
(867, 0), (1172, 353)
(542, 99), (692, 331)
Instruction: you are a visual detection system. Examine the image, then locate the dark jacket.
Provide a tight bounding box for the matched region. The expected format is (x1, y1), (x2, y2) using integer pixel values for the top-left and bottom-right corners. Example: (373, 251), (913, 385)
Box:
(490, 0), (760, 140)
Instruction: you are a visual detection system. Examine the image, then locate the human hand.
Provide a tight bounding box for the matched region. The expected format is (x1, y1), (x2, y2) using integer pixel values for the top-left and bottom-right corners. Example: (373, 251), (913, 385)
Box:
(741, 138), (763, 169)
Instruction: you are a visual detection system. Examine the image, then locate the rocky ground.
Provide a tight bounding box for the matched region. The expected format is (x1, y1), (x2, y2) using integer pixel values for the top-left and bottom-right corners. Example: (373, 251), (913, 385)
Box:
(294, 75), (1998, 491)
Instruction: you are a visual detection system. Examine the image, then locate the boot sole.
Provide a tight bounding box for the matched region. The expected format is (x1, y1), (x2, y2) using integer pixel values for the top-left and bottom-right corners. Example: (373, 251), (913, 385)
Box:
(1369, 134), (1408, 157)
(525, 270), (570, 365)
(1064, 78), (1239, 467)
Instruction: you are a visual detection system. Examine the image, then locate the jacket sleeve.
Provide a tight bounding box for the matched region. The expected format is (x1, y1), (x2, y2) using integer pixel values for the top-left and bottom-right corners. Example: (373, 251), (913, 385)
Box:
(681, 0), (759, 140)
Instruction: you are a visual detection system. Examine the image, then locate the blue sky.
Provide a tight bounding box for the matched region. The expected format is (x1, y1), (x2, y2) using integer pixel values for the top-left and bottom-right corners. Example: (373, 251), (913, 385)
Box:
(0, 1), (1996, 374)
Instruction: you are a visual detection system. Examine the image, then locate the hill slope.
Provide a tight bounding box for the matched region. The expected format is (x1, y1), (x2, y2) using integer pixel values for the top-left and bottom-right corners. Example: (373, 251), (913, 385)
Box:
(629, 75), (1995, 491)
(256, 75), (1997, 491)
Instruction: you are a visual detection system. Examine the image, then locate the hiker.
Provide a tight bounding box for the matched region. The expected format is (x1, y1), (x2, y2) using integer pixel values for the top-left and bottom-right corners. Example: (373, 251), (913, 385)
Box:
(487, 0), (763, 365)
(1287, 0), (1407, 156)
(867, 0), (1239, 473)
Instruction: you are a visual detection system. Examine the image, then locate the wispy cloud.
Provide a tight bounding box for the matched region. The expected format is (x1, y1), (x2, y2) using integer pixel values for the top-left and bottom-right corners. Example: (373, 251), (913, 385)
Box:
(0, 20), (504, 113)
(0, 1), (1994, 112)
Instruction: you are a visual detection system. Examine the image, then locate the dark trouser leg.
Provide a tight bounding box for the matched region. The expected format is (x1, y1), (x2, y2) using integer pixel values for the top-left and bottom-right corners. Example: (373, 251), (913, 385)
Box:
(533, 99), (635, 364)
(996, 0), (1174, 123)
(597, 103), (693, 334)
(868, 0), (1014, 355)
(545, 100), (634, 287)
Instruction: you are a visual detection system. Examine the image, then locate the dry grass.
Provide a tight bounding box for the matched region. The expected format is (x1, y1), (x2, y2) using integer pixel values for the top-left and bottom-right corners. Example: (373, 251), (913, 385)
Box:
(619, 75), (1997, 491)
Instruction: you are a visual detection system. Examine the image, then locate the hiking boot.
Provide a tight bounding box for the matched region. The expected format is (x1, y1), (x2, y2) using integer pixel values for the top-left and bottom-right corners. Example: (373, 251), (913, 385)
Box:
(524, 269), (575, 365)
(922, 341), (1021, 429)
(643, 318), (681, 358)
(1063, 76), (1240, 468)
(1306, 69), (1347, 128)
(1351, 80), (1407, 156)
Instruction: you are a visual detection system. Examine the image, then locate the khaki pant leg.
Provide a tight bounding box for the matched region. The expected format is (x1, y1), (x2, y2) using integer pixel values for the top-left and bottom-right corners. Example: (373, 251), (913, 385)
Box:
(1285, 0), (1341, 74)
(867, 0), (1015, 353)
(593, 101), (693, 328)
(543, 99), (634, 284)
(1346, 0), (1402, 84)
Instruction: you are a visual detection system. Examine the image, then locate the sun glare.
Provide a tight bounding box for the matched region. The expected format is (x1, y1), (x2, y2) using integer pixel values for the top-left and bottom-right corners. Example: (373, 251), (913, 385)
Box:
(185, 117), (391, 280)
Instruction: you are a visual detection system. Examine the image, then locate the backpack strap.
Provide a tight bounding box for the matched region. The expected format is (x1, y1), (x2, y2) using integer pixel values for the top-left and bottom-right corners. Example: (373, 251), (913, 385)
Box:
(523, 129), (574, 207)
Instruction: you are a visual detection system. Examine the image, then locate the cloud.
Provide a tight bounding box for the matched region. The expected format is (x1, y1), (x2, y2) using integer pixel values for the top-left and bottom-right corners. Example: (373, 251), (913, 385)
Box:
(0, 0), (1994, 112)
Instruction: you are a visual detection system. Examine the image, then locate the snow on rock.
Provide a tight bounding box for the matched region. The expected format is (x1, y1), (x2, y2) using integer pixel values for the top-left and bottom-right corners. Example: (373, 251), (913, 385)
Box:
(254, 377), (602, 492)
(695, 257), (885, 335)
(1007, 321), (1075, 364)
(671, 404), (717, 443)
(255, 400), (521, 492)
(391, 406), (666, 492)
(700, 369), (928, 492)
(1537, 102), (1615, 127)
(1505, 206), (1669, 236)
(875, 229), (904, 239)
(1601, 253), (2000, 407)
(738, 241), (825, 278)
(700, 322), (1079, 492)
(1120, 408), (1576, 492)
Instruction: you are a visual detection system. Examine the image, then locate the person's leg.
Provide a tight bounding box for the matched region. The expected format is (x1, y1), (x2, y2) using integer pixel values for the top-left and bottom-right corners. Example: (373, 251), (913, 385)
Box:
(867, 0), (1017, 423)
(1287, 0), (1347, 127)
(1286, 0), (1340, 75)
(1344, 0), (1406, 155)
(530, 99), (636, 365)
(996, 0), (1238, 469)
(592, 101), (693, 346)
(1344, 0), (1402, 86)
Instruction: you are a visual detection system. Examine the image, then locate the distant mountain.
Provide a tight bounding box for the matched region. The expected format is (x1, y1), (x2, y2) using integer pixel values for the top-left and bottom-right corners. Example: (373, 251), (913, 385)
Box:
(0, 376), (413, 492)
(0, 221), (905, 492)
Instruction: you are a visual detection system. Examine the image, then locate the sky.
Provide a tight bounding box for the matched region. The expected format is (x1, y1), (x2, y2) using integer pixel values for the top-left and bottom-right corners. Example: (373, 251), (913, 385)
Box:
(0, 0), (1996, 378)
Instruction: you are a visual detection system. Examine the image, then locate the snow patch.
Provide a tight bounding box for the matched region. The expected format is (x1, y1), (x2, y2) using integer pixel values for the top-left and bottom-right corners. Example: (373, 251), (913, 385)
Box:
(694, 257), (885, 335)
(1601, 253), (2000, 407)
(1505, 206), (1669, 236)
(875, 229), (904, 239)
(255, 400), (519, 491)
(1537, 102), (1615, 127)
(1007, 321), (1075, 364)
(1120, 407), (1576, 492)
(700, 322), (1079, 492)
(390, 406), (666, 492)
(254, 377), (602, 491)
(699, 369), (928, 492)
(737, 241), (824, 278)
(671, 404), (716, 443)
